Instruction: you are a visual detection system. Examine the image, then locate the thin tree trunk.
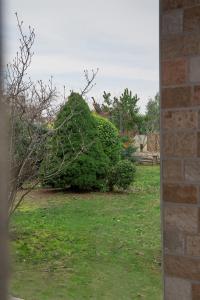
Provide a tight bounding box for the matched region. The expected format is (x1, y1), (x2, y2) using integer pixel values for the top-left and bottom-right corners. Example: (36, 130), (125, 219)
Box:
(0, 0), (9, 298)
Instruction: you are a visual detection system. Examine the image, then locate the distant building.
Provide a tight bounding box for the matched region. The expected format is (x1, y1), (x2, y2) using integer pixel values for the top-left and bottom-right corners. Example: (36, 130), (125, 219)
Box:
(134, 133), (160, 153)
(134, 135), (147, 152)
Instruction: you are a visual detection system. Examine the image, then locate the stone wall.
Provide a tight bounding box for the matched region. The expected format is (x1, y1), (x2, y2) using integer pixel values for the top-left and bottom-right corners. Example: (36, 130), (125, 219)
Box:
(161, 0), (200, 299)
(147, 133), (160, 152)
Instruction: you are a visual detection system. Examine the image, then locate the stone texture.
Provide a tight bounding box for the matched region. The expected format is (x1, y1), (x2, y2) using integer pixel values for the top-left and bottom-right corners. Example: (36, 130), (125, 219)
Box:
(162, 10), (183, 34)
(162, 34), (200, 60)
(164, 229), (185, 254)
(184, 6), (200, 33)
(161, 1), (200, 295)
(165, 255), (200, 280)
(162, 36), (183, 60)
(162, 111), (175, 129)
(162, 132), (197, 158)
(183, 34), (200, 56)
(174, 110), (198, 129)
(197, 133), (200, 156)
(162, 110), (198, 129)
(165, 276), (191, 300)
(161, 87), (191, 109)
(163, 183), (198, 204)
(162, 59), (188, 86)
(193, 85), (200, 106)
(192, 284), (200, 300)
(186, 235), (200, 256)
(174, 132), (197, 157)
(163, 159), (183, 181)
(163, 0), (200, 10)
(164, 206), (199, 234)
(163, 0), (184, 10)
(185, 160), (200, 182)
(163, 132), (175, 156)
(190, 57), (200, 83)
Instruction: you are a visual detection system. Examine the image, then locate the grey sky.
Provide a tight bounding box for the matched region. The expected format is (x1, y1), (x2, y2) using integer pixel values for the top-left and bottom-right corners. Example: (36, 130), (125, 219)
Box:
(6, 0), (159, 113)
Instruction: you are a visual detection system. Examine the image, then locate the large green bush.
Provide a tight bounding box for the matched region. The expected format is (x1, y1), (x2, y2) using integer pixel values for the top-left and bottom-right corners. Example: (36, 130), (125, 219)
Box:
(41, 93), (109, 191)
(109, 160), (136, 190)
(93, 114), (121, 165)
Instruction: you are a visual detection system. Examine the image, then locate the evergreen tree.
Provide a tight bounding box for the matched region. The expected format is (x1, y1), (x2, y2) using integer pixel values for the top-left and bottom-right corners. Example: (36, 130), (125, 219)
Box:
(145, 93), (160, 133)
(93, 89), (140, 134)
(41, 92), (109, 191)
(113, 88), (140, 133)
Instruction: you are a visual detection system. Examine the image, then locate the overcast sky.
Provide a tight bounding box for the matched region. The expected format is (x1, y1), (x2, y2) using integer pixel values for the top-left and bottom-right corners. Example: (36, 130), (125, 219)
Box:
(5, 0), (159, 113)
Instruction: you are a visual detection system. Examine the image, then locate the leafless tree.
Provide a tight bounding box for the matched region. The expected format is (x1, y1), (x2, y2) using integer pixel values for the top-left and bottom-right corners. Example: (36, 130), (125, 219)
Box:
(0, 69), (9, 300)
(81, 68), (99, 96)
(5, 14), (98, 216)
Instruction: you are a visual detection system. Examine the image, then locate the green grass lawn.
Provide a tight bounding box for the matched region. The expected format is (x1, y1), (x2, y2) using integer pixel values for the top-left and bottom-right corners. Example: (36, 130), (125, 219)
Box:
(10, 165), (162, 300)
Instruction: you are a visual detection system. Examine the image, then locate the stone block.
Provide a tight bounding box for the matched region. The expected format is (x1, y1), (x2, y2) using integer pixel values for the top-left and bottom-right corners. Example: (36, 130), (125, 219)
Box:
(163, 183), (198, 204)
(165, 276), (191, 300)
(192, 284), (200, 300)
(186, 235), (200, 256)
(186, 0), (200, 7)
(183, 34), (200, 56)
(174, 110), (198, 129)
(162, 111), (175, 129)
(190, 57), (200, 83)
(163, 132), (175, 156)
(163, 0), (184, 10)
(184, 6), (200, 33)
(162, 10), (183, 34)
(162, 35), (200, 60)
(164, 206), (199, 234)
(164, 0), (200, 10)
(164, 229), (185, 254)
(161, 87), (191, 109)
(162, 36), (183, 60)
(185, 160), (200, 182)
(165, 254), (200, 280)
(162, 59), (188, 86)
(174, 132), (197, 157)
(163, 159), (183, 181)
(193, 85), (200, 106)
(197, 133), (200, 156)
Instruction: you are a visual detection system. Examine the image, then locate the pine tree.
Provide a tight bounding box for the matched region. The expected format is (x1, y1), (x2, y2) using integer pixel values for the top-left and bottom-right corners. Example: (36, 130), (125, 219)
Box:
(41, 92), (109, 191)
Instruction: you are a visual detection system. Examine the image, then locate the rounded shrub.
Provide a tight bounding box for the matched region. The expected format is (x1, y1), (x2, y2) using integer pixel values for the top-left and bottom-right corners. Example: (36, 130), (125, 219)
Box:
(40, 92), (109, 191)
(93, 114), (121, 165)
(109, 160), (136, 190)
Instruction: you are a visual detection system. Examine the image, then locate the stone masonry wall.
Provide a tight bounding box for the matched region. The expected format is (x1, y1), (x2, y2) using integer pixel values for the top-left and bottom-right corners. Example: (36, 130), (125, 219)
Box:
(161, 1), (200, 299)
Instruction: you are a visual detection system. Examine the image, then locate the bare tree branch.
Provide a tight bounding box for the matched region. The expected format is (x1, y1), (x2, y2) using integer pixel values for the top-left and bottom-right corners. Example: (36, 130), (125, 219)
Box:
(81, 68), (99, 96)
(5, 15), (99, 216)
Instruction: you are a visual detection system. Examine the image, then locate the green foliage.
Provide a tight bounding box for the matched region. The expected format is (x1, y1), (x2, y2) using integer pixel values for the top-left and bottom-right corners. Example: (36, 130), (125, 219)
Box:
(135, 114), (148, 135)
(110, 89), (140, 133)
(115, 88), (140, 132)
(120, 136), (137, 163)
(121, 145), (137, 163)
(41, 92), (109, 191)
(93, 89), (140, 134)
(145, 93), (160, 133)
(109, 160), (136, 190)
(93, 114), (121, 165)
